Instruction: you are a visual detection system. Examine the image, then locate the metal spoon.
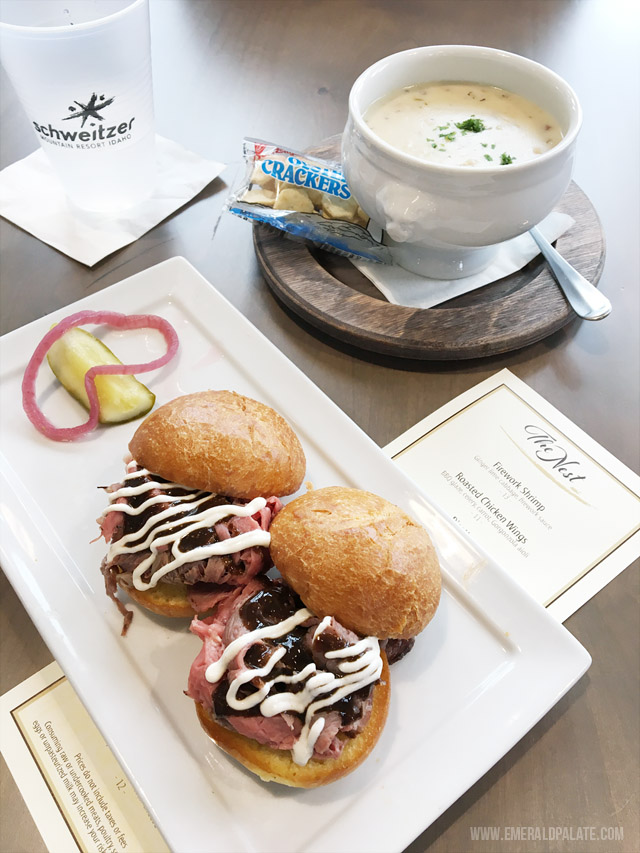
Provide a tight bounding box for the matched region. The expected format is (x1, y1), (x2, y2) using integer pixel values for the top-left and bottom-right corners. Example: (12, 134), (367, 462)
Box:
(530, 226), (611, 320)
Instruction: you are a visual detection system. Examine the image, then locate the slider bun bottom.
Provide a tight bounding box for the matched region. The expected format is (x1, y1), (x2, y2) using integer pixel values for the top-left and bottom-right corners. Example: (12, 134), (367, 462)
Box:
(195, 653), (390, 787)
(118, 577), (196, 618)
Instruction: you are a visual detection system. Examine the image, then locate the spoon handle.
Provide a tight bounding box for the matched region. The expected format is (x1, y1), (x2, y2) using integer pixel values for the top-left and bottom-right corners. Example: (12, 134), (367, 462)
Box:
(530, 226), (611, 321)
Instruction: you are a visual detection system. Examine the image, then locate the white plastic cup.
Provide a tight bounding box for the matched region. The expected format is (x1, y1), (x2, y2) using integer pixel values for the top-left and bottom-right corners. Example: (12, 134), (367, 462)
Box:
(0, 0), (156, 212)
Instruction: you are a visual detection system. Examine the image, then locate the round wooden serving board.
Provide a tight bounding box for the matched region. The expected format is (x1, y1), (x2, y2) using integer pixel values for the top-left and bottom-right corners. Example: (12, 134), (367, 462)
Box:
(254, 157), (605, 361)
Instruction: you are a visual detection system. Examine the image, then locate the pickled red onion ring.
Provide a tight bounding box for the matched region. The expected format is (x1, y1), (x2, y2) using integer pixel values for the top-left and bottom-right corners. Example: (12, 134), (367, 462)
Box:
(21, 310), (179, 442)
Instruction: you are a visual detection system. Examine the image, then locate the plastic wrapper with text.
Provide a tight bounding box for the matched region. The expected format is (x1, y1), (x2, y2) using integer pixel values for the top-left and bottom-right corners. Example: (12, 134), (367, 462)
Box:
(227, 139), (391, 263)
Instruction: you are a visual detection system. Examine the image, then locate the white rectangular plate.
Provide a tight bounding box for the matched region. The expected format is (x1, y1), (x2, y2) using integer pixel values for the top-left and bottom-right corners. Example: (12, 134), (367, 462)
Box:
(0, 257), (590, 853)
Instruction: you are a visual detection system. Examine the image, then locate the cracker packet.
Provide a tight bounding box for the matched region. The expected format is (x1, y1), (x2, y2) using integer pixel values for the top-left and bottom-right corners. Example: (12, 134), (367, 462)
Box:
(227, 138), (391, 263)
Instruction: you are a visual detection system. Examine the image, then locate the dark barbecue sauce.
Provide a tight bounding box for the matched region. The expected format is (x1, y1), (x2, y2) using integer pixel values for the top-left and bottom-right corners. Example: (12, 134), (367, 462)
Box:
(241, 580), (311, 677)
(119, 469), (236, 552)
(213, 580), (373, 726)
(241, 581), (303, 628)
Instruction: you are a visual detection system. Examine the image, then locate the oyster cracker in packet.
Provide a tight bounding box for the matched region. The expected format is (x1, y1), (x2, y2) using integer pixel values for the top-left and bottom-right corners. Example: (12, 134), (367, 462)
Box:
(227, 139), (391, 263)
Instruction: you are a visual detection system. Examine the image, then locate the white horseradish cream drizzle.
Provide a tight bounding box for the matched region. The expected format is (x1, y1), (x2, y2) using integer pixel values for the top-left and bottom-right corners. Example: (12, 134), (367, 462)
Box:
(205, 610), (383, 766)
(101, 463), (271, 591)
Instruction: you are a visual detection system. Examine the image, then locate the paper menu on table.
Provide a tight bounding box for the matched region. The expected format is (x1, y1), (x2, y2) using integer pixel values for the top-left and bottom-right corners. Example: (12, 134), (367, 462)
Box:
(385, 369), (640, 622)
(0, 662), (169, 853)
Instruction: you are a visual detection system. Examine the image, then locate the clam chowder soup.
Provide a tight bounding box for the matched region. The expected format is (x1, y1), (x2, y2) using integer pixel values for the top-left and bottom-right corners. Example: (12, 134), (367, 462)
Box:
(364, 82), (563, 167)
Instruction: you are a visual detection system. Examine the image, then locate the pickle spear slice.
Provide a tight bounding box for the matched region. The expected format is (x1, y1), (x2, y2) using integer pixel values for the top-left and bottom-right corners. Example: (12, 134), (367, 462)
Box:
(46, 327), (155, 424)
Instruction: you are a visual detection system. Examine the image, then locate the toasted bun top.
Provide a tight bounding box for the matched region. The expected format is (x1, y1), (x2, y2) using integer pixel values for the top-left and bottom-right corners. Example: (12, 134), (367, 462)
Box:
(129, 391), (306, 499)
(195, 652), (390, 787)
(269, 486), (441, 639)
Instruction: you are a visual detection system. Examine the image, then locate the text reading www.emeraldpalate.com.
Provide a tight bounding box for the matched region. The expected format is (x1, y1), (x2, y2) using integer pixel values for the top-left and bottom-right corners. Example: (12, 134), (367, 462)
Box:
(470, 825), (624, 842)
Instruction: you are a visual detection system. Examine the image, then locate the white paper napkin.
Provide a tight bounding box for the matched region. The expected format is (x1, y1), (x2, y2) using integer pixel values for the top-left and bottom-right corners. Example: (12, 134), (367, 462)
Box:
(353, 211), (574, 308)
(0, 136), (226, 266)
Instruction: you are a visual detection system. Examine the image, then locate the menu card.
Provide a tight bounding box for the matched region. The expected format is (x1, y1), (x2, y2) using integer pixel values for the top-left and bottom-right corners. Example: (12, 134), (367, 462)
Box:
(0, 662), (168, 853)
(385, 369), (640, 622)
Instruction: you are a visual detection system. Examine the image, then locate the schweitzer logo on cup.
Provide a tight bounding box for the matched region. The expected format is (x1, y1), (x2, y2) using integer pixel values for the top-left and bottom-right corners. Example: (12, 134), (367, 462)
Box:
(63, 92), (115, 126)
(31, 91), (137, 150)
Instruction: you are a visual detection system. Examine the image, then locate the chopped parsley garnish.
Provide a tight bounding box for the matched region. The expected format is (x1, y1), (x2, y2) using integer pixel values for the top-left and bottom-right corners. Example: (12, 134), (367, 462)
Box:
(439, 131), (457, 142)
(431, 143), (438, 148)
(481, 142), (488, 148)
(491, 143), (496, 149)
(455, 117), (486, 133)
(484, 154), (493, 161)
(500, 153), (515, 165)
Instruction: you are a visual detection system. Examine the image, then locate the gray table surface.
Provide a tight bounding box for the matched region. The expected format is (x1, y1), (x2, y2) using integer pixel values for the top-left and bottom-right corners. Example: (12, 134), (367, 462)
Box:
(1, 2), (638, 852)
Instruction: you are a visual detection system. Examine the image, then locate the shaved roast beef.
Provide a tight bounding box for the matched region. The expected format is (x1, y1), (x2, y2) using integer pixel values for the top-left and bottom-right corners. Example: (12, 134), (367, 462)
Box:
(382, 637), (415, 665)
(186, 577), (377, 761)
(226, 713), (302, 751)
(98, 461), (283, 630)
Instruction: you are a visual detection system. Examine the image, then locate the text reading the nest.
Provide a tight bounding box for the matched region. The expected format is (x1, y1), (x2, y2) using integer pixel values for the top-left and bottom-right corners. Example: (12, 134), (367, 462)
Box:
(523, 425), (587, 483)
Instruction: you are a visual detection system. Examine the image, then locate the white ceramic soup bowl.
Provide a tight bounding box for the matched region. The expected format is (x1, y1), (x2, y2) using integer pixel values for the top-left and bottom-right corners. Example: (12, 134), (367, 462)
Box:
(342, 45), (582, 279)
